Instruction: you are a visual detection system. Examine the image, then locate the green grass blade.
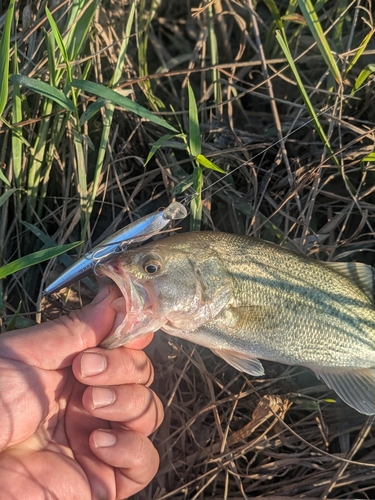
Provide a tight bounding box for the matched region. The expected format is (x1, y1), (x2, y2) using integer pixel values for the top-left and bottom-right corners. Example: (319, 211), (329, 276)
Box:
(281, 13), (306, 25)
(22, 221), (66, 246)
(0, 0), (15, 116)
(0, 170), (11, 187)
(137, 0), (164, 111)
(156, 54), (193, 73)
(362, 152), (375, 162)
(64, 0), (100, 62)
(80, 99), (109, 125)
(22, 222), (96, 292)
(187, 82), (201, 157)
(26, 99), (54, 220)
(45, 29), (57, 87)
(263, 0), (283, 31)
(36, 112), (69, 219)
(45, 7), (71, 79)
(207, 2), (221, 108)
(195, 154), (225, 174)
(275, 30), (338, 165)
(72, 128), (88, 239)
(344, 29), (375, 78)
(170, 173), (194, 196)
(11, 46), (23, 189)
(22, 221), (57, 244)
(81, 0), (137, 240)
(351, 64), (375, 95)
(0, 242), (82, 279)
(297, 0), (342, 85)
(331, 0), (348, 52)
(10, 75), (75, 112)
(5, 300), (22, 332)
(45, 7), (80, 120)
(71, 79), (178, 132)
(110, 0), (136, 87)
(41, 23), (59, 216)
(145, 134), (178, 165)
(190, 166), (203, 231)
(5, 316), (36, 329)
(0, 188), (18, 207)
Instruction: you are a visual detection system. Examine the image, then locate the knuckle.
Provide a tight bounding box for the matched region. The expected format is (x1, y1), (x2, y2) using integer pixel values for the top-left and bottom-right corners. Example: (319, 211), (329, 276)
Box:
(129, 385), (150, 414)
(119, 349), (154, 385)
(119, 348), (138, 379)
(149, 389), (164, 431)
(131, 434), (149, 468)
(55, 310), (87, 348)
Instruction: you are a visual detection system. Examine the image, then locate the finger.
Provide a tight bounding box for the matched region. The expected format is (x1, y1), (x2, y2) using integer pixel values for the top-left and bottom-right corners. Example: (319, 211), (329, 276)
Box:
(0, 285), (122, 370)
(72, 345), (154, 386)
(126, 331), (154, 350)
(82, 385), (164, 435)
(90, 429), (160, 499)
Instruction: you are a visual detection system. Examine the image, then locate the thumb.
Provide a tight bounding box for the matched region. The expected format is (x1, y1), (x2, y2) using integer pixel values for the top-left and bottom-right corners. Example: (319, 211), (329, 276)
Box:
(0, 285), (122, 370)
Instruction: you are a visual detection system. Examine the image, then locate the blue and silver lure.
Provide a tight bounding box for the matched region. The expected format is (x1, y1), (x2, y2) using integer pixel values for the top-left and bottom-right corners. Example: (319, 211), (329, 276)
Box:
(43, 202), (187, 295)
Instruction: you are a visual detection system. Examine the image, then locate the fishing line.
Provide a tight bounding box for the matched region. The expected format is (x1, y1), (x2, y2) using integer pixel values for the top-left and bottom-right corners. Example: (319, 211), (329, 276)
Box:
(180, 79), (374, 209)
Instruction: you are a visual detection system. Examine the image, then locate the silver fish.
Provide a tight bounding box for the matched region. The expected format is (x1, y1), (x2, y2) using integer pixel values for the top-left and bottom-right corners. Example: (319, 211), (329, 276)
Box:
(98, 231), (375, 415)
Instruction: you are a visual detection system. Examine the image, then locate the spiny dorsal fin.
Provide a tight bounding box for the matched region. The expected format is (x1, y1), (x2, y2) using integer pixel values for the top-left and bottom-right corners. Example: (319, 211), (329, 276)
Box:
(322, 261), (374, 301)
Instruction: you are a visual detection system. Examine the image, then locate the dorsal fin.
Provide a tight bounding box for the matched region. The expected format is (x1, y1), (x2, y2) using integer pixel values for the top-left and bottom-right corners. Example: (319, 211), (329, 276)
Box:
(322, 261), (374, 301)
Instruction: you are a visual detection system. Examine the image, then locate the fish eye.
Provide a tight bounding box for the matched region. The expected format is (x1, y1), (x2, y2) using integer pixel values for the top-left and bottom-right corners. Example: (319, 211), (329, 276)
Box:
(143, 258), (162, 275)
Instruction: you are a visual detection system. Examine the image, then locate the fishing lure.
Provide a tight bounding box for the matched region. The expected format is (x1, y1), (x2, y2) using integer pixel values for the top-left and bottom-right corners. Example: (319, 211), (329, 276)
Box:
(43, 202), (187, 295)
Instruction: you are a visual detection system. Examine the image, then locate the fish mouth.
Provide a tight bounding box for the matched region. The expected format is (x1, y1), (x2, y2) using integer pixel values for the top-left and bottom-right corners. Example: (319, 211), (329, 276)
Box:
(97, 259), (164, 349)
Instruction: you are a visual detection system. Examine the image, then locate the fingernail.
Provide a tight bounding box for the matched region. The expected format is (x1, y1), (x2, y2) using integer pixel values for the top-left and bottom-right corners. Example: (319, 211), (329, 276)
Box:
(91, 286), (110, 305)
(93, 429), (116, 448)
(81, 352), (107, 377)
(92, 386), (116, 408)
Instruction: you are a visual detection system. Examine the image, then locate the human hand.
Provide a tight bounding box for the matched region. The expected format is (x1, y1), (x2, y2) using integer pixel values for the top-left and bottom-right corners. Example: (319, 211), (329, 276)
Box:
(0, 285), (163, 499)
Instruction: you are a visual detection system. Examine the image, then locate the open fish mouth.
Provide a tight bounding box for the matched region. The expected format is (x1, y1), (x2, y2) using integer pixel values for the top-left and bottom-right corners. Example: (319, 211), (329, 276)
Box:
(97, 259), (164, 349)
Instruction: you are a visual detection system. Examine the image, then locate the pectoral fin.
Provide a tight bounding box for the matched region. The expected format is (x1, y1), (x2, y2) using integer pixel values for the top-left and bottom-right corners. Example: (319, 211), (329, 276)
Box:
(212, 348), (265, 376)
(315, 368), (375, 415)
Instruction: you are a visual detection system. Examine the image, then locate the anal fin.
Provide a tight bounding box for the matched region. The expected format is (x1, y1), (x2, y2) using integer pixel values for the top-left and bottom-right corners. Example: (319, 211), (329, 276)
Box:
(315, 367), (375, 415)
(211, 348), (265, 376)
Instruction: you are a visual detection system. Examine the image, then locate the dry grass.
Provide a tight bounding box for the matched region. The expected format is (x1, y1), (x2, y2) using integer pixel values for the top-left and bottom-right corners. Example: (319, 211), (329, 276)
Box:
(141, 338), (375, 499)
(1, 0), (375, 498)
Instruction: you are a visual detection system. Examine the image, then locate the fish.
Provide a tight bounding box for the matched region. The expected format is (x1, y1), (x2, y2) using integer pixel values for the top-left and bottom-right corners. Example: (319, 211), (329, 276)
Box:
(98, 231), (375, 415)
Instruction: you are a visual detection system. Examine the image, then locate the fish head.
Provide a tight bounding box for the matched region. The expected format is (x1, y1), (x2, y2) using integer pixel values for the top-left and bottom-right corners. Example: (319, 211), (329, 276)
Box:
(98, 234), (233, 349)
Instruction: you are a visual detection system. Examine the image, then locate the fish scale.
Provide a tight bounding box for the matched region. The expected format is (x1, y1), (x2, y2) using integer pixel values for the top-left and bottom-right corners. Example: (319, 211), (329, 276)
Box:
(98, 231), (375, 415)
